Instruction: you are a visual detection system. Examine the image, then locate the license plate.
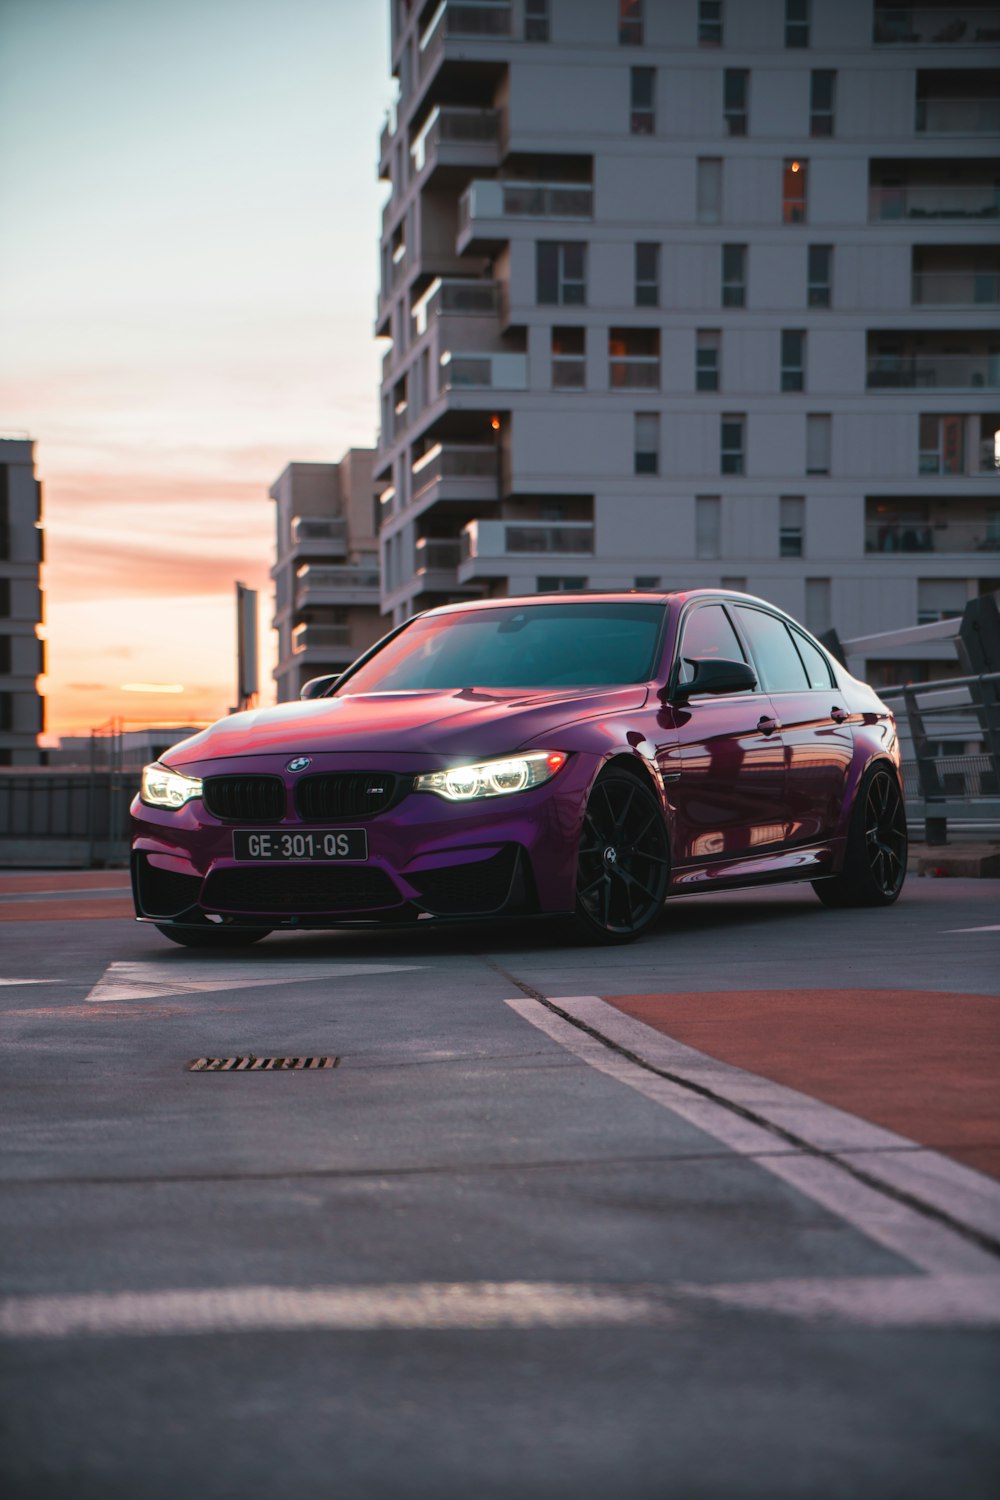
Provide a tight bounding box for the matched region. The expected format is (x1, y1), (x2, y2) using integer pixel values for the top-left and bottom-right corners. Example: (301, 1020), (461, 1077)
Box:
(233, 829), (368, 862)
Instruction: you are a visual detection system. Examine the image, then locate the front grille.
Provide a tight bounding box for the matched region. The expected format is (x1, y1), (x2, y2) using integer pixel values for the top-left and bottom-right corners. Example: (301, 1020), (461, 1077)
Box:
(295, 772), (404, 821)
(203, 776), (285, 822)
(410, 846), (521, 916)
(134, 854), (203, 917)
(203, 865), (403, 914)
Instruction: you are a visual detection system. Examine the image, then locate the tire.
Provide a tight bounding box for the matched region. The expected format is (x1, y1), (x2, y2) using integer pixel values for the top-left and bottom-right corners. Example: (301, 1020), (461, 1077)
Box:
(813, 764), (907, 909)
(573, 769), (670, 944)
(155, 924), (271, 948)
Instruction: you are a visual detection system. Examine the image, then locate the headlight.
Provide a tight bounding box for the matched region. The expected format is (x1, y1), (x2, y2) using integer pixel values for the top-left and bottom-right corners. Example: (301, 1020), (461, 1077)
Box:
(140, 763), (203, 809)
(413, 751), (566, 802)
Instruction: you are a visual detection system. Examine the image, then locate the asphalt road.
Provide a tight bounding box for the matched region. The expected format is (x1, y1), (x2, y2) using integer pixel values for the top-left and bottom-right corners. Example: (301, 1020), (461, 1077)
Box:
(1, 876), (999, 1499)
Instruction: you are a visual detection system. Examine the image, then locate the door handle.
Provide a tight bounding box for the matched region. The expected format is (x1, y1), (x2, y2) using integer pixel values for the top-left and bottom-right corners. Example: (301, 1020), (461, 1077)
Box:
(757, 716), (779, 735)
(830, 706), (849, 723)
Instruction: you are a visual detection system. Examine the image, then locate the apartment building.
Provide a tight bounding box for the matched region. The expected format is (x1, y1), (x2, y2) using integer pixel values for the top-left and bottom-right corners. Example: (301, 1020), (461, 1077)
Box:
(270, 451), (384, 701)
(375, 0), (1000, 688)
(0, 437), (44, 764)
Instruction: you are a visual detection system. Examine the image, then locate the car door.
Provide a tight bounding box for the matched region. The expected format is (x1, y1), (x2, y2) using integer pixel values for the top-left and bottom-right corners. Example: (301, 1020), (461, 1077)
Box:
(655, 601), (787, 865)
(732, 606), (853, 847)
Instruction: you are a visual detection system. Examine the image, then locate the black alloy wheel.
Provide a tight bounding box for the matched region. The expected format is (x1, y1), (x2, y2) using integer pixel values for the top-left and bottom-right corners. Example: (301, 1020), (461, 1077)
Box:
(574, 769), (670, 943)
(814, 764), (907, 909)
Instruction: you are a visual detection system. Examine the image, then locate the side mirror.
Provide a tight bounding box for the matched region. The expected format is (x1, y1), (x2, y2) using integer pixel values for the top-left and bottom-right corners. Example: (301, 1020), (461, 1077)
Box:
(300, 674), (341, 701)
(671, 657), (757, 705)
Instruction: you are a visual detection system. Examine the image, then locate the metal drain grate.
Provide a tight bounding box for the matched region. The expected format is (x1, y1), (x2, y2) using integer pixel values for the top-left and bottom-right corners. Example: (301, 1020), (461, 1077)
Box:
(187, 1056), (338, 1072)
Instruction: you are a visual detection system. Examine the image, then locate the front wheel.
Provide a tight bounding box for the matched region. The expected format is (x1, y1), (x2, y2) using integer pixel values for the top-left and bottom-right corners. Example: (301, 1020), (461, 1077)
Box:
(155, 924), (271, 948)
(573, 769), (670, 944)
(813, 764), (907, 909)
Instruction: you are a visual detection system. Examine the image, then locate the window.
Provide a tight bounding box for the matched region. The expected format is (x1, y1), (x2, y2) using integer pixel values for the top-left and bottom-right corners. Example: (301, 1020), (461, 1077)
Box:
(537, 241), (587, 304)
(735, 608), (810, 692)
(697, 157), (722, 223)
(786, 0), (809, 47)
(781, 329), (806, 391)
(783, 158), (808, 222)
(779, 496), (804, 556)
(808, 244), (832, 307)
(696, 496), (721, 559)
(698, 0), (723, 45)
(630, 67), (656, 134)
(919, 414), (964, 475)
(0, 636), (10, 675)
(634, 412), (659, 474)
(525, 0), (549, 41)
(619, 0), (643, 45)
(696, 330), (721, 391)
(609, 328), (660, 388)
(810, 70), (835, 136)
(792, 629), (834, 689)
(551, 327), (586, 388)
(634, 575), (660, 589)
(678, 604), (746, 685)
(721, 414), (745, 474)
(635, 242), (659, 306)
(722, 243), (746, 306)
(724, 69), (749, 136)
(918, 579), (967, 624)
(537, 576), (589, 592)
(805, 577), (831, 635)
(806, 413), (831, 474)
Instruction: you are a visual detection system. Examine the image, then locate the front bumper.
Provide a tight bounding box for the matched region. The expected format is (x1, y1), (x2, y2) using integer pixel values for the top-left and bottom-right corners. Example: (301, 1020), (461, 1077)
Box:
(130, 750), (596, 930)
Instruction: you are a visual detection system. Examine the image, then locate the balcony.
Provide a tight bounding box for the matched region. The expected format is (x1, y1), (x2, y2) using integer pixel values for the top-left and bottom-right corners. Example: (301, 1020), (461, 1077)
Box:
(458, 519), (595, 580)
(418, 0), (512, 81)
(291, 622), (353, 655)
(866, 517), (1000, 554)
(874, 7), (1000, 45)
(916, 97), (1000, 133)
(457, 178), (593, 252)
(869, 173), (999, 222)
(295, 564), (381, 610)
(290, 516), (347, 556)
(411, 443), (499, 505)
(912, 269), (1000, 305)
(410, 106), (500, 177)
(439, 349), (528, 391)
(412, 278), (500, 339)
(414, 537), (462, 592)
(866, 345), (1000, 390)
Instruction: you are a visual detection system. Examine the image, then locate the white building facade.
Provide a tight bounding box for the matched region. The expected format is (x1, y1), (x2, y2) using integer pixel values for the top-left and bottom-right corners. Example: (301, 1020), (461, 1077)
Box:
(0, 437), (44, 764)
(375, 0), (1000, 687)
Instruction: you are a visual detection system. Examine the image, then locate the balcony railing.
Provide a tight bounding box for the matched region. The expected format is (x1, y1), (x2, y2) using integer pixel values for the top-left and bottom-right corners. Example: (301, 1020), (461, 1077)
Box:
(912, 270), (1000, 304)
(869, 182), (999, 220)
(291, 516), (347, 549)
(419, 0), (511, 78)
(916, 98), (1000, 133)
(866, 519), (1000, 553)
(458, 179), (594, 234)
(296, 564), (380, 594)
(439, 350), (528, 390)
(874, 8), (1000, 45)
(291, 623), (353, 653)
(609, 357), (660, 389)
(866, 353), (1000, 389)
(415, 537), (462, 572)
(411, 443), (497, 498)
(412, 278), (500, 338)
(461, 520), (595, 561)
(410, 106), (500, 174)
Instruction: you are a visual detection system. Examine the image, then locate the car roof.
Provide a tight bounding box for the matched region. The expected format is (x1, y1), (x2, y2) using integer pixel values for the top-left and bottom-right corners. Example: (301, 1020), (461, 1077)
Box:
(420, 589), (785, 618)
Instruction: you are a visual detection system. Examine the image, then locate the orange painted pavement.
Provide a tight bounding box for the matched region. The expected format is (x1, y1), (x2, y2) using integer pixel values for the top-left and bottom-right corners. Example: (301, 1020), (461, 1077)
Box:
(0, 870), (133, 922)
(0, 871), (131, 893)
(602, 989), (1000, 1181)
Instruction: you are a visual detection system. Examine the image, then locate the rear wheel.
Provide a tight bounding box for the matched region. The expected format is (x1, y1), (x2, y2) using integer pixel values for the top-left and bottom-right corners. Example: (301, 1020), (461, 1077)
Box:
(155, 924), (271, 948)
(573, 769), (670, 944)
(813, 764), (907, 909)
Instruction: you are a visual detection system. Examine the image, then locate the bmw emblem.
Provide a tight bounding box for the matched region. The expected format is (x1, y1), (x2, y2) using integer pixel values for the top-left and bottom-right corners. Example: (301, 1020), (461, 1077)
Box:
(287, 756), (312, 773)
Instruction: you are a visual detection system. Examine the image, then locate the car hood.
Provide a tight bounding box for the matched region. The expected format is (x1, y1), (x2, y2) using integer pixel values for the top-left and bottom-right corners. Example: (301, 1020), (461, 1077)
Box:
(164, 685), (650, 766)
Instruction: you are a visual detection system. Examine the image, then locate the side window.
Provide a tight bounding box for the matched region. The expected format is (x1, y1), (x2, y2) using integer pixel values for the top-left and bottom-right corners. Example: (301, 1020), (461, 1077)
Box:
(735, 607), (809, 692)
(791, 628), (834, 690)
(678, 604), (747, 685)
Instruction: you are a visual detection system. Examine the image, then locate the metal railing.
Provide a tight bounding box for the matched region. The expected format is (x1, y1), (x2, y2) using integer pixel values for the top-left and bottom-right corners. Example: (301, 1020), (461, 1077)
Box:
(411, 278), (500, 337)
(881, 671), (1000, 843)
(410, 107), (499, 174)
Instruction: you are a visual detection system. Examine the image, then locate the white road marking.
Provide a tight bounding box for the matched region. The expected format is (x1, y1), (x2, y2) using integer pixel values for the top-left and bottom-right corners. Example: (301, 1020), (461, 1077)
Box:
(507, 996), (1000, 1277)
(943, 925), (1000, 934)
(680, 1273), (1000, 1327)
(85, 959), (421, 1003)
(0, 979), (59, 987)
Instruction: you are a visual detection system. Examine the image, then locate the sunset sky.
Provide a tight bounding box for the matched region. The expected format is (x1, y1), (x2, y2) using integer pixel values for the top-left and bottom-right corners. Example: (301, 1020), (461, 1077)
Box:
(0, 0), (393, 738)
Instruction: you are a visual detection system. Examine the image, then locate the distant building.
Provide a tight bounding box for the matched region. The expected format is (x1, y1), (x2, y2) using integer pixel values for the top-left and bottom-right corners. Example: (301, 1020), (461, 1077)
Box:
(375, 0), (1000, 690)
(47, 726), (203, 771)
(0, 437), (44, 764)
(269, 452), (385, 702)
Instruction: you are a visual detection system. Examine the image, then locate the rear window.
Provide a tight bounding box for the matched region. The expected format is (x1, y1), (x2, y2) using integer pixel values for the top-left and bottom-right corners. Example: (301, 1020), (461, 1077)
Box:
(339, 602), (666, 692)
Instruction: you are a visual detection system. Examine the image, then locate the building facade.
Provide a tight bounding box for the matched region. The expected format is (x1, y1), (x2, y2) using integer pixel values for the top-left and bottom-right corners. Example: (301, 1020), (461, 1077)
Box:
(375, 0), (1000, 688)
(270, 451), (384, 702)
(0, 437), (44, 764)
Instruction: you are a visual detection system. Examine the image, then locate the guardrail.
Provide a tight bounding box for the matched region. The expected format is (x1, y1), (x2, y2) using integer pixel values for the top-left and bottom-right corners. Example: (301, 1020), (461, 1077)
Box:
(882, 672), (1000, 844)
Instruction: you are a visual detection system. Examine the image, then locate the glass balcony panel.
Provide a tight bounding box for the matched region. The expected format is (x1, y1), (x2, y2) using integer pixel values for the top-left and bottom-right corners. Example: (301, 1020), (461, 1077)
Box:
(866, 353), (1000, 388)
(609, 357), (660, 389)
(916, 98), (1000, 133)
(439, 351), (528, 390)
(911, 270), (1000, 304)
(292, 623), (353, 652)
(865, 519), (1000, 553)
(874, 8), (1000, 45)
(869, 182), (1000, 220)
(415, 538), (462, 572)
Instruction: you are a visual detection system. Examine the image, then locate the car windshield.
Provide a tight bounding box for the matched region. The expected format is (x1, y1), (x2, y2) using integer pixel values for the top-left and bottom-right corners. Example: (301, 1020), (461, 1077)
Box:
(338, 602), (666, 693)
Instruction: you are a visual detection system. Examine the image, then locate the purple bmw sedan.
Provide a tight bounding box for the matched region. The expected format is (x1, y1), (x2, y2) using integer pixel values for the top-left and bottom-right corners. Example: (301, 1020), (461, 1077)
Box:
(131, 591), (907, 947)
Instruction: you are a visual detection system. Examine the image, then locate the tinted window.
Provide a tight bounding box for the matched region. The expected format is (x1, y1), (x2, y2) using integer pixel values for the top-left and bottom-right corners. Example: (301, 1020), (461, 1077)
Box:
(339, 603), (665, 693)
(735, 607), (809, 691)
(678, 604), (747, 685)
(792, 628), (834, 689)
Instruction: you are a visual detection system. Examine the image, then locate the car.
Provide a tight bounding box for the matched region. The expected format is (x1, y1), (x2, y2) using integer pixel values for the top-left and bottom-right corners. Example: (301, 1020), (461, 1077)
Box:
(131, 590), (907, 947)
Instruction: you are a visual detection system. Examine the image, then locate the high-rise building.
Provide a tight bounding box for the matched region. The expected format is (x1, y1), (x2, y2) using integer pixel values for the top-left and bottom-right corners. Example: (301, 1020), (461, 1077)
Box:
(270, 451), (384, 701)
(375, 0), (1000, 687)
(0, 437), (44, 764)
